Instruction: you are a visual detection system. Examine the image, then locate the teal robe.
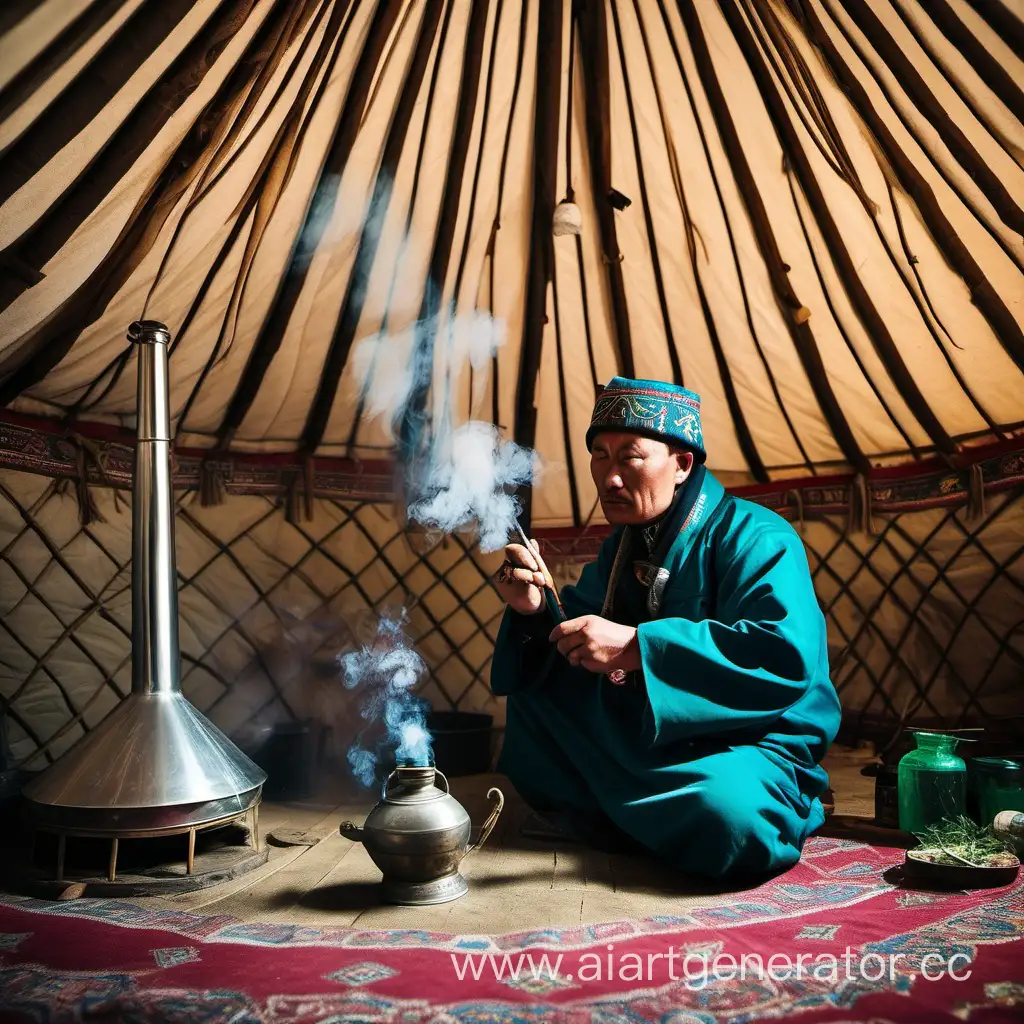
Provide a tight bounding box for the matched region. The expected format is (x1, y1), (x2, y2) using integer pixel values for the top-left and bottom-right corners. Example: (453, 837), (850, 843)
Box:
(491, 471), (842, 879)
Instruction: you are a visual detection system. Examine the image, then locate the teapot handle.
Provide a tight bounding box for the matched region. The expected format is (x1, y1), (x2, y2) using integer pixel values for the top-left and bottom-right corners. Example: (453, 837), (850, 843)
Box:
(465, 787), (504, 859)
(381, 767), (450, 800)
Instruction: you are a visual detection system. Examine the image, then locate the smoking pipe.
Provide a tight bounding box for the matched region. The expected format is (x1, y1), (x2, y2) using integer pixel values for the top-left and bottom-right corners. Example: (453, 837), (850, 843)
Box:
(513, 522), (627, 683)
(513, 521), (566, 623)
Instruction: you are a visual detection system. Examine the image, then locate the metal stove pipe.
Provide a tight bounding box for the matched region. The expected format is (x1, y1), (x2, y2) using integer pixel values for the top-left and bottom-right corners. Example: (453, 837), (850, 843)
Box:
(132, 320), (181, 699)
(23, 321), (266, 834)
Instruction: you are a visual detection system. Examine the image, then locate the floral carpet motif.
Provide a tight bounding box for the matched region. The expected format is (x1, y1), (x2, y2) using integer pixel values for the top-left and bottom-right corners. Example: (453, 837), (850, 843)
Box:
(0, 837), (1021, 1023)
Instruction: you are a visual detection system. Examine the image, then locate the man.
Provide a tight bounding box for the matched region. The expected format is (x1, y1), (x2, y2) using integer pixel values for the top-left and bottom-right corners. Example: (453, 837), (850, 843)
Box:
(491, 377), (841, 880)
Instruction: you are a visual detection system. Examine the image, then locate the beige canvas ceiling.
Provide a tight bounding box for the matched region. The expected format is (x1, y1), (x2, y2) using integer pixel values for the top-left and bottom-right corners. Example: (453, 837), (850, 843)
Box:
(0, 0), (1022, 528)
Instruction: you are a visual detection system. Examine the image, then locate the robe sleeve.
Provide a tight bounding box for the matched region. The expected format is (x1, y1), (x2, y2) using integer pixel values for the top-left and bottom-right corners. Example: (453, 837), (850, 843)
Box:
(636, 521), (825, 745)
(489, 532), (618, 696)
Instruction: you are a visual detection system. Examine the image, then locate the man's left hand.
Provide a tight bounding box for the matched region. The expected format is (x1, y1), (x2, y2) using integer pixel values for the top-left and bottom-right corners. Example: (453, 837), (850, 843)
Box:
(549, 615), (641, 675)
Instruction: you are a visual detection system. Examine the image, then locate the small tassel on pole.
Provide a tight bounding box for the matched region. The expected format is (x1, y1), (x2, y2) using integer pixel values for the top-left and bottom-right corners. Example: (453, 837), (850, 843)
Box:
(285, 473), (301, 525)
(303, 456), (315, 521)
(786, 488), (806, 535)
(967, 463), (986, 521)
(66, 433), (117, 526)
(73, 444), (102, 526)
(847, 473), (873, 537)
(199, 458), (227, 507)
(284, 459), (316, 523)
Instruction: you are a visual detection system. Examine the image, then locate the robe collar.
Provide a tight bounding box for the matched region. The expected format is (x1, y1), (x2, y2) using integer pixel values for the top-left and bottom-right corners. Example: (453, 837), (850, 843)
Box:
(660, 469), (726, 579)
(601, 470), (727, 620)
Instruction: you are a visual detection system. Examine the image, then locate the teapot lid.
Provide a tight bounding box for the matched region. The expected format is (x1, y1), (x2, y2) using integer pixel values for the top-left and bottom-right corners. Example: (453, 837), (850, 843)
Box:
(386, 765), (444, 802)
(363, 765), (470, 834)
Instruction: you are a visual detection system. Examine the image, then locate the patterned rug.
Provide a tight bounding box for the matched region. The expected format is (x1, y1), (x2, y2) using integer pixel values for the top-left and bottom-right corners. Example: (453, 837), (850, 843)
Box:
(0, 838), (1021, 1023)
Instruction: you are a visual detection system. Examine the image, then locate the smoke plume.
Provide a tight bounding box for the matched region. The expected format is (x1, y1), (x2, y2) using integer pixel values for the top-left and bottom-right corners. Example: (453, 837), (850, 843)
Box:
(341, 300), (540, 785)
(339, 612), (432, 785)
(352, 310), (506, 427)
(355, 308), (540, 551)
(408, 422), (536, 552)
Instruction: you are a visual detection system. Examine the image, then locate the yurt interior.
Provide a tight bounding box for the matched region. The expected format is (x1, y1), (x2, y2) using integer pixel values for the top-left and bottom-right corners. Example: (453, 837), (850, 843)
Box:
(1, 0), (1023, 1020)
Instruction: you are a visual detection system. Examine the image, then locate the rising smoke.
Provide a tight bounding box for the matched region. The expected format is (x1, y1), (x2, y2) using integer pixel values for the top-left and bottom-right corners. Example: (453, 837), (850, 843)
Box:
(408, 421), (535, 552)
(341, 299), (540, 785)
(352, 310), (504, 423)
(340, 612), (432, 782)
(354, 305), (540, 549)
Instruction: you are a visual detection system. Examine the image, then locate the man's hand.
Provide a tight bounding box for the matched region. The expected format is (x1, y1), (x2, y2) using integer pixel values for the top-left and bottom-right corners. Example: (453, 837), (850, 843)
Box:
(549, 615), (641, 675)
(494, 541), (548, 615)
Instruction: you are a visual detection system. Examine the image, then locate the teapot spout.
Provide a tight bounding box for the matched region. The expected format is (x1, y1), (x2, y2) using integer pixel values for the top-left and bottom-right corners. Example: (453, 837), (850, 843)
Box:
(340, 820), (365, 843)
(462, 787), (504, 862)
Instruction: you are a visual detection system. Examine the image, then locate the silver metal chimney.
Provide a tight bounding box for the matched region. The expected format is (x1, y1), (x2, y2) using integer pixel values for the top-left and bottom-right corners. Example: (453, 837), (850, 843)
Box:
(24, 321), (266, 837)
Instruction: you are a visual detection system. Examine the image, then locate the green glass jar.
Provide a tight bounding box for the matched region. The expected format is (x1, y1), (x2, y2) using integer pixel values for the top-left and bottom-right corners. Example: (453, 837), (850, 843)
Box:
(969, 757), (1024, 825)
(897, 732), (966, 834)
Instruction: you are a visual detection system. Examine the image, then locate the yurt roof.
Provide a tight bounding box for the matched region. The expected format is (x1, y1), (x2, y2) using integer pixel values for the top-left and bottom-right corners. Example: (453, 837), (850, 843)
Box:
(1, 0), (1023, 528)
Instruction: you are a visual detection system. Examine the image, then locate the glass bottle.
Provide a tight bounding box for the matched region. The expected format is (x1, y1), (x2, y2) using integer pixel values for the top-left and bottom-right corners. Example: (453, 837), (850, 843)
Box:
(968, 757), (1024, 825)
(897, 732), (966, 834)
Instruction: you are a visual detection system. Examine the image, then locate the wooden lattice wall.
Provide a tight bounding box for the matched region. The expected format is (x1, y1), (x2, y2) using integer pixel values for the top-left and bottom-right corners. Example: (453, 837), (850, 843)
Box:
(2, 459), (1023, 770)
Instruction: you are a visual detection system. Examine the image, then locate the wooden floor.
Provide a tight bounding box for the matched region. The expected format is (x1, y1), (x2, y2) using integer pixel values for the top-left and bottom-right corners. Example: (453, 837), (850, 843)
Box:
(132, 747), (879, 935)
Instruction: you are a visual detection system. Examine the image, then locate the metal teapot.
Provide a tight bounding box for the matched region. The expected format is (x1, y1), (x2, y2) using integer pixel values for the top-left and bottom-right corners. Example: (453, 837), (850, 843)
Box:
(340, 765), (504, 905)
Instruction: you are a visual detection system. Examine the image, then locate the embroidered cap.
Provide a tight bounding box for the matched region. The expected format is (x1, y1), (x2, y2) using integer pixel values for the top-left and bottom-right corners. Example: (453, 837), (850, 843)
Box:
(585, 376), (706, 462)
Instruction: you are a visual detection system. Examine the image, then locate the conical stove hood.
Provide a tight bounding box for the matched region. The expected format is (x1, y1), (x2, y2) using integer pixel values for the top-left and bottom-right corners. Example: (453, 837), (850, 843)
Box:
(24, 321), (266, 834)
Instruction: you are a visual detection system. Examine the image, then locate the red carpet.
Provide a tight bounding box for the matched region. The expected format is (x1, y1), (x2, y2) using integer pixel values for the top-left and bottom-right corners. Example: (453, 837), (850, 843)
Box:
(0, 837), (1021, 1023)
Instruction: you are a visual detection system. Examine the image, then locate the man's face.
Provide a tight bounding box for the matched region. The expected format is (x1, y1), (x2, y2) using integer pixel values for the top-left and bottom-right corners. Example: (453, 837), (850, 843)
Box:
(590, 432), (694, 525)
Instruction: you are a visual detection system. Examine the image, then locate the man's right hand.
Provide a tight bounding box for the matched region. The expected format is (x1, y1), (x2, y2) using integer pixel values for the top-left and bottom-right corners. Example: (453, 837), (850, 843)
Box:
(495, 541), (549, 615)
